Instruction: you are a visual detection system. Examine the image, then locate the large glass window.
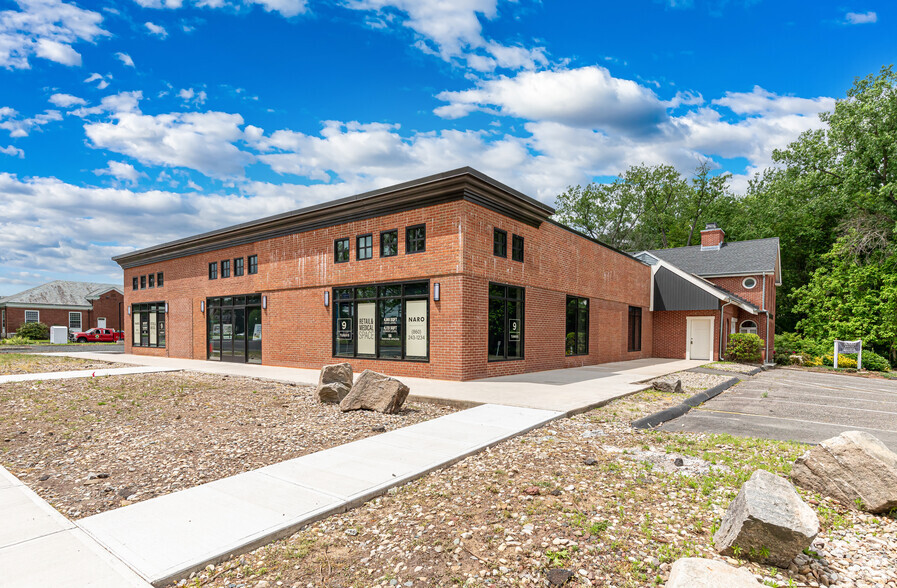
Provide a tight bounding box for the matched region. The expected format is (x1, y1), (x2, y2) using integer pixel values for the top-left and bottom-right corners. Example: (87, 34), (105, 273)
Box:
(357, 234), (373, 260)
(132, 302), (165, 348)
(566, 296), (589, 356)
(380, 230), (398, 257)
(333, 281), (429, 361)
(512, 234), (524, 262)
(406, 225), (426, 254)
(335, 238), (350, 263)
(628, 306), (642, 352)
(234, 257), (244, 276)
(248, 255), (258, 274)
(488, 283), (524, 361)
(68, 312), (81, 331)
(207, 294), (262, 364)
(221, 259), (230, 278)
(493, 228), (507, 257)
(209, 262), (218, 280)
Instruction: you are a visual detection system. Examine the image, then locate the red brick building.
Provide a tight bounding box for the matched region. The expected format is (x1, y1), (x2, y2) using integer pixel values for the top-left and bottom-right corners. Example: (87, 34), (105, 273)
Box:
(0, 281), (124, 337)
(113, 169), (778, 379)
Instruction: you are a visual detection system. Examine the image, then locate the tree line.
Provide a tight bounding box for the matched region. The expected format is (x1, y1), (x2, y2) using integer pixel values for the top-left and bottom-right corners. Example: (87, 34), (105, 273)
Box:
(554, 66), (897, 362)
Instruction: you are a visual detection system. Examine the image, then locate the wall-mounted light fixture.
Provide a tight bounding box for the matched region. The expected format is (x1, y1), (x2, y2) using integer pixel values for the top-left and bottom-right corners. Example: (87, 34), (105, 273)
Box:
(324, 290), (330, 307)
(434, 282), (440, 301)
(127, 305), (131, 316)
(262, 295), (267, 310)
(164, 302), (169, 313)
(200, 300), (205, 313)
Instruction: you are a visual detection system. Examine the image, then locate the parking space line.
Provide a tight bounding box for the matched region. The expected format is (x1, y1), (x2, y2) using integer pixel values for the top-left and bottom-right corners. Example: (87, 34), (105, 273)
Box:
(703, 397), (897, 415)
(692, 408), (897, 434)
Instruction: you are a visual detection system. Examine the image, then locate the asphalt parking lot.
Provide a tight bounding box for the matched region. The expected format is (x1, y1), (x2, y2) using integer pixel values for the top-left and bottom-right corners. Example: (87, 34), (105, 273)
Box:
(660, 368), (897, 451)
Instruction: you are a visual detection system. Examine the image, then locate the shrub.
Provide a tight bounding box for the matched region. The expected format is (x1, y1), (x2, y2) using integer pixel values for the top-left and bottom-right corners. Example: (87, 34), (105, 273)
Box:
(1, 335), (33, 345)
(805, 356), (823, 367)
(774, 332), (827, 357)
(821, 354), (858, 369)
(856, 350), (891, 372)
(726, 333), (764, 363)
(15, 322), (49, 340)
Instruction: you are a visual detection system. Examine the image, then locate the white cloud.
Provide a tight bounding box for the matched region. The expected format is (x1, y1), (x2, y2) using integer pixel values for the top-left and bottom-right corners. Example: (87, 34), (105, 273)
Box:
(136, 0), (307, 17)
(115, 52), (135, 67)
(144, 21), (168, 37)
(71, 90), (142, 117)
(0, 0), (108, 69)
(436, 66), (668, 134)
(0, 107), (62, 137)
(48, 92), (86, 107)
(344, 0), (546, 72)
(845, 11), (876, 24)
(178, 87), (207, 105)
(133, 0), (184, 7)
(93, 160), (148, 184)
(84, 72), (111, 89)
(1, 144), (24, 157)
(713, 86), (836, 116)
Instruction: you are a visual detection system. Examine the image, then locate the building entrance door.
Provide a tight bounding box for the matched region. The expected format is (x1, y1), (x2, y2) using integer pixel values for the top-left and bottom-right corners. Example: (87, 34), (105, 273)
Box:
(687, 317), (714, 361)
(207, 294), (262, 364)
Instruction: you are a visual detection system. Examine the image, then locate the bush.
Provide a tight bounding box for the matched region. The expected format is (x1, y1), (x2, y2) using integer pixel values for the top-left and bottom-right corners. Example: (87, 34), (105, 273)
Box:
(805, 356), (823, 367)
(856, 350), (891, 372)
(774, 332), (827, 357)
(726, 333), (764, 363)
(15, 322), (49, 340)
(821, 354), (858, 369)
(0, 335), (33, 345)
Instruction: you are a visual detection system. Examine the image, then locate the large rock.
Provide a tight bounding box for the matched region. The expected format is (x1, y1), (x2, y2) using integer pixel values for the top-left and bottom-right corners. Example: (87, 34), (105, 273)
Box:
(666, 558), (760, 588)
(713, 469), (819, 567)
(791, 430), (897, 513)
(653, 378), (683, 394)
(316, 363), (353, 404)
(340, 369), (409, 414)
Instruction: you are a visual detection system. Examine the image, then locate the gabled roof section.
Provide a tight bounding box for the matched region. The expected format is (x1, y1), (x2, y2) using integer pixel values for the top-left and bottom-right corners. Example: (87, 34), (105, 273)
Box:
(650, 260), (759, 314)
(0, 280), (122, 308)
(638, 237), (781, 285)
(113, 168), (556, 269)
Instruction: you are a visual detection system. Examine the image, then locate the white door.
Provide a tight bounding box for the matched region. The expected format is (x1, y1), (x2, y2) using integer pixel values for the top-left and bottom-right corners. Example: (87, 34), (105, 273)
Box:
(688, 317), (713, 361)
(97, 317), (107, 328)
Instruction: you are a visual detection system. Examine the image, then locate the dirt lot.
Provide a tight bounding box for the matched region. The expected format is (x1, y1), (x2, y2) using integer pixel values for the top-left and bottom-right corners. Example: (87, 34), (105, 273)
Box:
(0, 370), (455, 518)
(171, 387), (896, 588)
(0, 353), (124, 375)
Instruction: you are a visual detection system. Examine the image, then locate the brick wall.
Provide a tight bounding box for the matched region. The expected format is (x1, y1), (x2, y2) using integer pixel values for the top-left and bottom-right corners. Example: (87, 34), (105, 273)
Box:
(87, 291), (124, 330)
(123, 199), (654, 380)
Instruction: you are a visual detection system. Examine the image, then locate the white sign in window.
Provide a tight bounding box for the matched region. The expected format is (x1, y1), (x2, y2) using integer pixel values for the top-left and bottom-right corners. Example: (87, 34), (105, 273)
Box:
(405, 299), (428, 358)
(357, 302), (376, 355)
(149, 313), (157, 346)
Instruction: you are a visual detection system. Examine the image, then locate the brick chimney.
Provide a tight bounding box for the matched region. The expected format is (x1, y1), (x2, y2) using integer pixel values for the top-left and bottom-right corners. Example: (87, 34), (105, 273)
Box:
(700, 222), (725, 250)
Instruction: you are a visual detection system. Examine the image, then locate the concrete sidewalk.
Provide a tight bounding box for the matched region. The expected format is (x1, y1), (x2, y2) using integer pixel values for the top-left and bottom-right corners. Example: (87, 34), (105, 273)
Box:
(0, 365), (181, 384)
(78, 403), (560, 586)
(42, 352), (702, 415)
(0, 466), (150, 587)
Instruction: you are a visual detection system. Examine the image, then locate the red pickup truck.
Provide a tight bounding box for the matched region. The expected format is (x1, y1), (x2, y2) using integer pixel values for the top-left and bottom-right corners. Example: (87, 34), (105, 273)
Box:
(71, 328), (124, 343)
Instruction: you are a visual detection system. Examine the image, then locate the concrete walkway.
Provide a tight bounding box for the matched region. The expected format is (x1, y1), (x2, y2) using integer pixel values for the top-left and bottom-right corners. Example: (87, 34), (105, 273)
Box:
(0, 466), (150, 587)
(43, 352), (703, 415)
(77, 403), (560, 586)
(0, 365), (181, 384)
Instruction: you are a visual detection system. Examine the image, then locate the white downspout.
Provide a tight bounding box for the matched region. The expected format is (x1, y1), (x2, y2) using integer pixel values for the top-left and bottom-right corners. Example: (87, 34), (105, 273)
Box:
(720, 301), (732, 361)
(761, 272), (769, 363)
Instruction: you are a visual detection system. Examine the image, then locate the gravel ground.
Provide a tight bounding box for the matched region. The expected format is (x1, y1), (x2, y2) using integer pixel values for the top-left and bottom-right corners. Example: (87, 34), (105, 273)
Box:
(168, 386), (896, 588)
(649, 370), (732, 394)
(701, 361), (762, 374)
(0, 353), (124, 375)
(0, 371), (455, 518)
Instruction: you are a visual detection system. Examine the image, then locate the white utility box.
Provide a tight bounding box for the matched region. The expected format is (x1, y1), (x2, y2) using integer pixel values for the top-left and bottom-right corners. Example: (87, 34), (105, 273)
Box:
(50, 326), (68, 344)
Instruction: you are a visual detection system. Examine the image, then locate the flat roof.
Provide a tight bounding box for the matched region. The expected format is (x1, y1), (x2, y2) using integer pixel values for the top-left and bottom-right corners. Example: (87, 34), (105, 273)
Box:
(113, 167), (556, 269)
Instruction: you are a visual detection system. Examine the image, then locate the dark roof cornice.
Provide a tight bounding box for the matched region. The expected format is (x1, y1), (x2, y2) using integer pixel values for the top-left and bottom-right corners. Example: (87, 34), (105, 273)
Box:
(113, 168), (555, 269)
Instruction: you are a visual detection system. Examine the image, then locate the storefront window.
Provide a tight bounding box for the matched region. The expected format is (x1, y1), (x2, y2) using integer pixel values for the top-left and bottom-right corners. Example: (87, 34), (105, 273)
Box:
(333, 281), (429, 361)
(488, 283), (524, 361)
(132, 302), (166, 348)
(566, 296), (589, 356)
(207, 294), (262, 363)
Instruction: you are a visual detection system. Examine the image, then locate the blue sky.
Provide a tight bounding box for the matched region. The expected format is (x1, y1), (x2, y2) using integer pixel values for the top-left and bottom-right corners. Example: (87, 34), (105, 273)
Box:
(0, 0), (893, 294)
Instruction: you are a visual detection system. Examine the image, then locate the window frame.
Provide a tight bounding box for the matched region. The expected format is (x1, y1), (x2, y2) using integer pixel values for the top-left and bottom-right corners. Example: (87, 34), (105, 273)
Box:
(331, 280), (430, 362)
(493, 228), (508, 258)
(628, 306), (642, 352)
(565, 295), (589, 356)
(157, 272), (164, 287)
(132, 277), (138, 290)
(209, 262), (218, 280)
(221, 259), (230, 278)
(131, 302), (166, 348)
(740, 320), (758, 335)
(248, 255), (258, 275)
(380, 229), (398, 258)
(487, 282), (525, 362)
(512, 234), (524, 262)
(405, 224), (426, 254)
(742, 277), (757, 289)
(148, 274), (155, 288)
(356, 234), (373, 261)
(140, 275), (146, 289)
(234, 257), (244, 277)
(334, 238), (350, 263)
(68, 311), (82, 331)
(24, 310), (39, 324)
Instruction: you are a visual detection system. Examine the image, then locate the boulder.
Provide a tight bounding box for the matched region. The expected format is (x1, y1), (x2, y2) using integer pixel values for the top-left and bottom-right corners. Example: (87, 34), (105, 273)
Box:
(316, 363), (353, 404)
(340, 369), (409, 414)
(653, 378), (683, 394)
(713, 469), (819, 567)
(791, 430), (897, 513)
(665, 558), (759, 587)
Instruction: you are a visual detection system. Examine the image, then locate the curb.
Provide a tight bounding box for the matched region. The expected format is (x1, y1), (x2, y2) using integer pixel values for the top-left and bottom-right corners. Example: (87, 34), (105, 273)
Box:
(631, 376), (740, 429)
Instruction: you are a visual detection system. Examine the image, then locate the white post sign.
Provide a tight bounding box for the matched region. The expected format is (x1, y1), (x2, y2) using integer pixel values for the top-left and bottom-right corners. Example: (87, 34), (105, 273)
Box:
(357, 302), (376, 356)
(834, 340), (862, 369)
(404, 300), (428, 358)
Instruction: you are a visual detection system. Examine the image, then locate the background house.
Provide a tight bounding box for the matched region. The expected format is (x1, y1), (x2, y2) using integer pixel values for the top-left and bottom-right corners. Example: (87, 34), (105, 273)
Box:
(0, 280), (124, 338)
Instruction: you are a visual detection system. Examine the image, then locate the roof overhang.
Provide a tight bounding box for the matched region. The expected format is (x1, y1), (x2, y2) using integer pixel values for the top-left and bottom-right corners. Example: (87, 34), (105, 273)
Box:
(113, 168), (555, 270)
(650, 260), (759, 314)
(86, 286), (123, 300)
(0, 303), (92, 310)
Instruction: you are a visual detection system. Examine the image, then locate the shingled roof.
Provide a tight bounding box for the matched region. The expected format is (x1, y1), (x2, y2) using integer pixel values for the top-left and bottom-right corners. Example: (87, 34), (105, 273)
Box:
(638, 237), (781, 284)
(0, 280), (122, 308)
